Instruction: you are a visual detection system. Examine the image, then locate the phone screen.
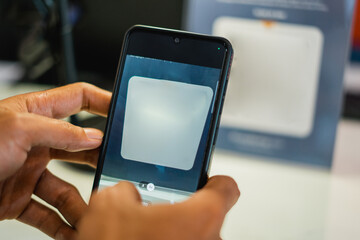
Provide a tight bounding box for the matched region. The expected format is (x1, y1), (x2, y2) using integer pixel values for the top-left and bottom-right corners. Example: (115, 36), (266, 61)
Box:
(95, 27), (230, 204)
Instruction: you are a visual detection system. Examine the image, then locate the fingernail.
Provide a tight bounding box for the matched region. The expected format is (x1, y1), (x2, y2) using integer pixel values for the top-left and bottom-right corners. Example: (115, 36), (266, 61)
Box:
(84, 128), (103, 140)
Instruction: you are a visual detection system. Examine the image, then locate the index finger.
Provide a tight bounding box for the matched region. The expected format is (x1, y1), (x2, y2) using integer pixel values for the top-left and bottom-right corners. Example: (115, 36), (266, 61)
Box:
(3, 82), (112, 118)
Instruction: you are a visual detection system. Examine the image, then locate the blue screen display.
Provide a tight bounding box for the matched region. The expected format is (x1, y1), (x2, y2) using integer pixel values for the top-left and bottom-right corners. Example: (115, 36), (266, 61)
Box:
(100, 55), (221, 192)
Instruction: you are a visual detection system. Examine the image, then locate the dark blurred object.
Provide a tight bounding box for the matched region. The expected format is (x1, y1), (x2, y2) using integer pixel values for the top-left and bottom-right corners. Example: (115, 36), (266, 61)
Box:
(64, 1), (184, 171)
(0, 0), (56, 84)
(70, 0), (184, 131)
(0, 1), (27, 61)
(351, 1), (360, 62)
(344, 93), (360, 119)
(0, 0), (76, 85)
(0, 0), (184, 89)
(344, 2), (360, 120)
(0, 0), (184, 132)
(72, 0), (184, 90)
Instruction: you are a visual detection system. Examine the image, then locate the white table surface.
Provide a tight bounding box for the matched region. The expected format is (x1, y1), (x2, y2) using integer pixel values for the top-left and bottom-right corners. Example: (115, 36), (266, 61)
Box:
(0, 84), (360, 240)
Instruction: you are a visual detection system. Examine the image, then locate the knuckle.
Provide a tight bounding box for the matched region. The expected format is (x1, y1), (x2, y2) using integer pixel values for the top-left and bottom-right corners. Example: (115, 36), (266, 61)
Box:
(7, 111), (24, 129)
(37, 207), (58, 230)
(61, 121), (74, 130)
(75, 82), (95, 111)
(61, 121), (83, 137)
(35, 90), (50, 103)
(6, 112), (30, 146)
(55, 184), (79, 210)
(73, 82), (93, 90)
(59, 122), (81, 150)
(25, 91), (51, 116)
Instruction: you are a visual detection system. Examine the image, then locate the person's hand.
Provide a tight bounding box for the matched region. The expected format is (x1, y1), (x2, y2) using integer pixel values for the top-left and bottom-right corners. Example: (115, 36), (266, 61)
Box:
(78, 176), (240, 240)
(0, 83), (111, 240)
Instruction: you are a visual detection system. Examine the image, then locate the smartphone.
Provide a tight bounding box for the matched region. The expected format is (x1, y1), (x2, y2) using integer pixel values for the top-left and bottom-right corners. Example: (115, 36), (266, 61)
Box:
(93, 25), (233, 204)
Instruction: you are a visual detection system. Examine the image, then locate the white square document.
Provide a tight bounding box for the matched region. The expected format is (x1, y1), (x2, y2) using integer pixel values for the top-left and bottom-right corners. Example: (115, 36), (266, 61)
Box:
(121, 76), (214, 171)
(213, 17), (324, 137)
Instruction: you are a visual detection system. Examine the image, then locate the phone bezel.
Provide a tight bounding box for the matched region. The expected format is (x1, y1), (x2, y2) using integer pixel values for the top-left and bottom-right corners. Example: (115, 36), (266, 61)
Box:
(93, 25), (233, 192)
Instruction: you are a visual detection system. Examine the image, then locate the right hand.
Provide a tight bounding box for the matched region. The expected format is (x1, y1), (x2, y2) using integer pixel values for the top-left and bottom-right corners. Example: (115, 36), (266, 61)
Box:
(0, 83), (111, 240)
(78, 176), (240, 240)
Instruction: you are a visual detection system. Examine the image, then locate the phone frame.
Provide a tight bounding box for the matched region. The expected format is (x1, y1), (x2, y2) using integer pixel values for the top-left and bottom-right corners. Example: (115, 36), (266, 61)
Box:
(93, 25), (233, 192)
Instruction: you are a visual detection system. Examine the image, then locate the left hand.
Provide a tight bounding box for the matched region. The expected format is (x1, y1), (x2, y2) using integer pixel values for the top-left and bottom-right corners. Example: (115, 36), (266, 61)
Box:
(0, 83), (111, 240)
(78, 176), (240, 240)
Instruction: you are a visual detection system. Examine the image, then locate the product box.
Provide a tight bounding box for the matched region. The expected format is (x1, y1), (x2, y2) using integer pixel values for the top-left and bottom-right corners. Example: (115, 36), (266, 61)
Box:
(185, 0), (356, 166)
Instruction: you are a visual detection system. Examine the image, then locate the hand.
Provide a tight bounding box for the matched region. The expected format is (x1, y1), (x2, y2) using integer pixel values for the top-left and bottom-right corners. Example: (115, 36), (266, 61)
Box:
(78, 176), (240, 240)
(0, 83), (111, 240)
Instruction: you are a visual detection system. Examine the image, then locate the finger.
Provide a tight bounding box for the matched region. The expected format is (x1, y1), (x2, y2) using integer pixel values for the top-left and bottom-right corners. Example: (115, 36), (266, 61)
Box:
(50, 148), (99, 168)
(17, 199), (77, 240)
(199, 175), (240, 212)
(187, 176), (240, 215)
(201, 176), (240, 212)
(20, 113), (103, 151)
(4, 82), (112, 118)
(113, 181), (142, 204)
(34, 169), (87, 228)
(92, 181), (142, 206)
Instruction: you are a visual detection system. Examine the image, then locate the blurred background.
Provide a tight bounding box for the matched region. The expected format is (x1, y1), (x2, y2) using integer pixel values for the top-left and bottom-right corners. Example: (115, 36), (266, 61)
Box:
(0, 0), (184, 130)
(0, 0), (183, 87)
(0, 0), (360, 240)
(0, 0), (359, 126)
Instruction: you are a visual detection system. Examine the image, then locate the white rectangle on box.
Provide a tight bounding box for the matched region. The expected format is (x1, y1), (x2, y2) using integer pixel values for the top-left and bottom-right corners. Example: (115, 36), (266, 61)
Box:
(213, 17), (323, 137)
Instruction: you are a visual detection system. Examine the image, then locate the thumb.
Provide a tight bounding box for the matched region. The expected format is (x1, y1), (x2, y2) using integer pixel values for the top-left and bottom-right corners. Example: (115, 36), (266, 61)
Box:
(90, 181), (142, 207)
(191, 176), (240, 214)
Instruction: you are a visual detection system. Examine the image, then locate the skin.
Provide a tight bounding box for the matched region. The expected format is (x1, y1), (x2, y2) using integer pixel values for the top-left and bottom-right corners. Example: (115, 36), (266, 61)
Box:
(78, 176), (239, 240)
(0, 82), (240, 240)
(0, 82), (110, 240)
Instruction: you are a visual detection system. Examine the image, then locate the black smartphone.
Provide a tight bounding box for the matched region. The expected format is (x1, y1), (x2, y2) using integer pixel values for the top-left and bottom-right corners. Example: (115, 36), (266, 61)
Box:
(93, 25), (233, 204)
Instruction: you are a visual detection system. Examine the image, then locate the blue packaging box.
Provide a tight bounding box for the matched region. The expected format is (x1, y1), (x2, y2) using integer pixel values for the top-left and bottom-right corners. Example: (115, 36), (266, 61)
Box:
(185, 0), (356, 166)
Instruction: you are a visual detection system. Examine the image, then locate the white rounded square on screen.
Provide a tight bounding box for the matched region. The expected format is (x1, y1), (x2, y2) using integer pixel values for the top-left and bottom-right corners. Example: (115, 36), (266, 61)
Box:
(213, 17), (324, 138)
(121, 76), (214, 171)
